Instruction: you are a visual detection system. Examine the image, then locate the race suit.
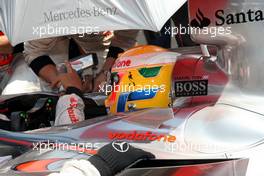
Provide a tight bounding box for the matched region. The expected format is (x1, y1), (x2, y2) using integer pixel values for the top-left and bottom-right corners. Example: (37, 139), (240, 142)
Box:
(51, 89), (99, 175)
(49, 86), (155, 176)
(47, 125), (155, 176)
(54, 91), (85, 126)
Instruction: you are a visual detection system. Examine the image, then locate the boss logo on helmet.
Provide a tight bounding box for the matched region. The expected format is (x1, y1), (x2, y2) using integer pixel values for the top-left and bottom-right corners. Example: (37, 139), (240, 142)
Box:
(175, 80), (208, 97)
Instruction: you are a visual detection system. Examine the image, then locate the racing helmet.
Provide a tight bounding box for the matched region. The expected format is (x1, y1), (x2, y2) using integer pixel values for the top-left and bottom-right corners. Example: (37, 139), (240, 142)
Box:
(105, 45), (179, 114)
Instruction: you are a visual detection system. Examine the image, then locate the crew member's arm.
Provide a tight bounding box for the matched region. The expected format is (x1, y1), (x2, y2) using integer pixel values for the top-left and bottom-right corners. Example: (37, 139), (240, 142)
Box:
(92, 46), (124, 91)
(24, 38), (65, 86)
(53, 62), (85, 126)
(93, 30), (139, 91)
(54, 86), (85, 126)
(0, 33), (13, 54)
(49, 141), (155, 176)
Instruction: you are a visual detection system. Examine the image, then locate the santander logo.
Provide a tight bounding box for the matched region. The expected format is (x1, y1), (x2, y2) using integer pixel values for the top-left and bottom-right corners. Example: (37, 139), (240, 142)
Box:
(191, 8), (211, 28)
(70, 97), (78, 108)
(67, 97), (79, 123)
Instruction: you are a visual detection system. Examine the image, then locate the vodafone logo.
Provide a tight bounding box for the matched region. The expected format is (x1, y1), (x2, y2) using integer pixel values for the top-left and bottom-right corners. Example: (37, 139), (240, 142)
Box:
(113, 59), (131, 68)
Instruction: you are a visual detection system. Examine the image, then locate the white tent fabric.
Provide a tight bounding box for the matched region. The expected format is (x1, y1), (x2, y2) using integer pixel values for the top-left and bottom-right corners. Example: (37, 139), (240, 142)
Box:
(0, 0), (186, 45)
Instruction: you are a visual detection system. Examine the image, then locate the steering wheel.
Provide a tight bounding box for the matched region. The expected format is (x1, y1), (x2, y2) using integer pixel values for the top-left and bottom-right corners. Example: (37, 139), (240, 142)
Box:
(0, 93), (107, 131)
(0, 94), (58, 131)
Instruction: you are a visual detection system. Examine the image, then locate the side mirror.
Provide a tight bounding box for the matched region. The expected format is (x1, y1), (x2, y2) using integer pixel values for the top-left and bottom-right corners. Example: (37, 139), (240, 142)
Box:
(70, 53), (98, 72)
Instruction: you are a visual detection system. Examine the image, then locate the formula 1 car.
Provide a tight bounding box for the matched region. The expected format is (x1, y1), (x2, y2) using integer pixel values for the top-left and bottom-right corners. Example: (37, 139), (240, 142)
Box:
(0, 0), (264, 175)
(0, 44), (253, 176)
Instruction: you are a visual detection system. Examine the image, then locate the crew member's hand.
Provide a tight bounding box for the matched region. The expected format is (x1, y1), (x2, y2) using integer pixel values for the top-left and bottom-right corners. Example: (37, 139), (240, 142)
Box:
(93, 71), (107, 92)
(89, 141), (155, 176)
(83, 75), (93, 93)
(39, 64), (60, 88)
(52, 62), (83, 91)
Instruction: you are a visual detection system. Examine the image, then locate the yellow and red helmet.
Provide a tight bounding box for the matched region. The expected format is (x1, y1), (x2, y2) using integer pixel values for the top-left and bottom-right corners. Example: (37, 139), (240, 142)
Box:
(105, 45), (179, 115)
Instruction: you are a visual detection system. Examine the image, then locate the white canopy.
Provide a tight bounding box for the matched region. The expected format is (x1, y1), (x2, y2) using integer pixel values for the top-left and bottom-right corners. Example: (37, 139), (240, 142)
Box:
(0, 0), (186, 45)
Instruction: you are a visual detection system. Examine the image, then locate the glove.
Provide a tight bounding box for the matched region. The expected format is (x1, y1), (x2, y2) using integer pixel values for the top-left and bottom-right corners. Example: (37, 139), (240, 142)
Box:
(89, 141), (155, 176)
